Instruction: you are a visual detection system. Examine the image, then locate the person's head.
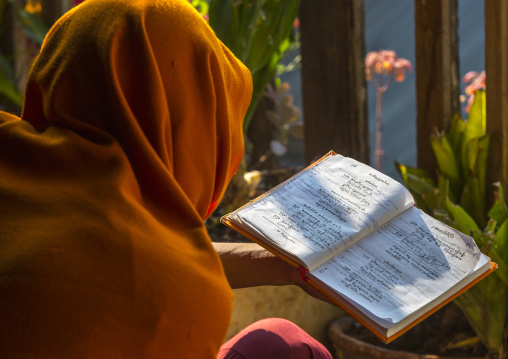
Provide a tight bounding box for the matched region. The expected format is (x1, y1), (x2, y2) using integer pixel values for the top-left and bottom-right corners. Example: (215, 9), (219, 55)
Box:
(22, 0), (253, 219)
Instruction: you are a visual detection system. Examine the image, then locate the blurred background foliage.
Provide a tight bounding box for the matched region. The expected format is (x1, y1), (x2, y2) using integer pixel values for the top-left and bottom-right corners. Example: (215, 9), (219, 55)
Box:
(0, 0), (48, 112)
(0, 0), (301, 131)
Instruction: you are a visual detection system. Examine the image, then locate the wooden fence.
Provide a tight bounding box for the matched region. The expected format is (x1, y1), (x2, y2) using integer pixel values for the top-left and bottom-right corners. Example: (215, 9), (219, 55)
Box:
(300, 0), (508, 204)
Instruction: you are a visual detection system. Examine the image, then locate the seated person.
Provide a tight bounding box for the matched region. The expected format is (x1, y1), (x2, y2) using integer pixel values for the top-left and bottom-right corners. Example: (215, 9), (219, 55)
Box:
(0, 0), (332, 357)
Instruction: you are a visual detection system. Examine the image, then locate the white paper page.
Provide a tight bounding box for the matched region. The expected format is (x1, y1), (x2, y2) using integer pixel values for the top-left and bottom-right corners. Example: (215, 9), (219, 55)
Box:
(231, 155), (414, 271)
(310, 206), (481, 324)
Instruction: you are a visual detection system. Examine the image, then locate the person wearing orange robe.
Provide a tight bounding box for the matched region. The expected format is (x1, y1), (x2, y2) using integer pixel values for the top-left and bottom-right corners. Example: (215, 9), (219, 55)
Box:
(0, 0), (332, 357)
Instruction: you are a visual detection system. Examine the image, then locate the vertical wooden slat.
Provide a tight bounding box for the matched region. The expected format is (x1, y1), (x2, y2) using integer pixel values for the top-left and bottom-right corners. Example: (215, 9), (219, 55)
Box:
(414, 0), (460, 174)
(41, 0), (73, 27)
(0, 1), (17, 113)
(41, 0), (60, 26)
(299, 0), (368, 165)
(485, 1), (508, 204)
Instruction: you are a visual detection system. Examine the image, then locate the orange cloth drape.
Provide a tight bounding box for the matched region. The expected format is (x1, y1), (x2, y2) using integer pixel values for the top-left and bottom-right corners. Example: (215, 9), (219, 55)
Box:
(0, 0), (252, 357)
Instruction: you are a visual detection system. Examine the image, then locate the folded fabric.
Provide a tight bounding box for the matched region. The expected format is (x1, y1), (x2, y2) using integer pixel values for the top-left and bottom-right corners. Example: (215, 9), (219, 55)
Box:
(0, 0), (252, 357)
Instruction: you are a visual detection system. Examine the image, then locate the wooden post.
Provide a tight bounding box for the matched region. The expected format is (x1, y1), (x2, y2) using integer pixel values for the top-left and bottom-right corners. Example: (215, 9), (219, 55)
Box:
(0, 1), (19, 114)
(485, 1), (508, 204)
(41, 0), (73, 27)
(299, 0), (368, 165)
(414, 0), (460, 174)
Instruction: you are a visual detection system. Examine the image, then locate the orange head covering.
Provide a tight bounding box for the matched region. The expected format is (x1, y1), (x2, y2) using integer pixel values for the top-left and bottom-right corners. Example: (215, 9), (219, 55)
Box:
(0, 0), (252, 357)
(23, 0), (252, 220)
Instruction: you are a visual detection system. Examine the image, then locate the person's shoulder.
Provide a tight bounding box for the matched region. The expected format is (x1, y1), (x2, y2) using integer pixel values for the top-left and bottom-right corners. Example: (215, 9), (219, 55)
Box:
(0, 111), (21, 125)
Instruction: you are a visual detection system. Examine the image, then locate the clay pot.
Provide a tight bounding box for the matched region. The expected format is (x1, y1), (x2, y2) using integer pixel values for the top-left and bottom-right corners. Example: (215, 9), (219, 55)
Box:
(328, 316), (488, 359)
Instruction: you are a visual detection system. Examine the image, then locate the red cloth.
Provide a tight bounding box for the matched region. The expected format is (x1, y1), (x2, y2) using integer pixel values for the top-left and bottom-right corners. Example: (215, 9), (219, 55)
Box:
(217, 318), (333, 359)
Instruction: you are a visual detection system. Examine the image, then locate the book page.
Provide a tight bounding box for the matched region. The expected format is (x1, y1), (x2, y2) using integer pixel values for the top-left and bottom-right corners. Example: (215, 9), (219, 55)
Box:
(310, 206), (481, 324)
(230, 155), (414, 270)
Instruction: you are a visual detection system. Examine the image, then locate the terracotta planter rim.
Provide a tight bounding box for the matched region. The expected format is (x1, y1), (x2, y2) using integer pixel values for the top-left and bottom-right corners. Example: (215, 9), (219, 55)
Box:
(328, 316), (487, 359)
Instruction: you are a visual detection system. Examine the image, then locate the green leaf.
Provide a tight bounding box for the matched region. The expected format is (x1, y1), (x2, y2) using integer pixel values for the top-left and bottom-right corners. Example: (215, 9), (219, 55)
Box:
(484, 218), (497, 235)
(454, 274), (507, 351)
(431, 131), (462, 199)
(208, 0), (238, 52)
(0, 70), (23, 105)
(465, 134), (489, 187)
(466, 90), (486, 136)
(0, 53), (22, 106)
(395, 161), (434, 182)
(244, 1), (299, 73)
(208, 0), (300, 133)
(236, 0), (265, 64)
(475, 134), (489, 199)
(488, 248), (508, 286)
(488, 183), (508, 226)
(15, 9), (48, 45)
(495, 218), (508, 263)
(447, 113), (466, 158)
(395, 162), (437, 212)
(461, 90), (486, 177)
(191, 0), (209, 16)
(437, 175), (452, 204)
(445, 195), (481, 234)
(460, 176), (486, 228)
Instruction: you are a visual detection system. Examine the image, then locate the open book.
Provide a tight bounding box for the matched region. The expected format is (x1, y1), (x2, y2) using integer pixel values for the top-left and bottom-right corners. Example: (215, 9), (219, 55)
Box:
(221, 151), (496, 343)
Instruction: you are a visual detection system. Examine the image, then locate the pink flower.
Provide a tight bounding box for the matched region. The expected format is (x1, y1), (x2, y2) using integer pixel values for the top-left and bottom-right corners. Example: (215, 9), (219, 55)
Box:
(462, 70), (485, 112)
(463, 70), (485, 95)
(394, 58), (412, 82)
(365, 50), (412, 86)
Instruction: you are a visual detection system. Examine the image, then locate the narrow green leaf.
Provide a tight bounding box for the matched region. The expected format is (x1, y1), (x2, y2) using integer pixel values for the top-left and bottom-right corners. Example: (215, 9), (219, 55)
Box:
(208, 0), (237, 54)
(15, 9), (48, 45)
(0, 68), (23, 105)
(495, 218), (508, 263)
(245, 1), (299, 73)
(447, 113), (466, 157)
(461, 90), (486, 177)
(236, 0), (265, 64)
(488, 248), (508, 286)
(431, 131), (462, 199)
(488, 183), (508, 226)
(475, 135), (489, 201)
(466, 90), (486, 137)
(460, 176), (486, 228)
(395, 162), (437, 211)
(484, 218), (497, 235)
(445, 196), (481, 234)
(395, 161), (434, 182)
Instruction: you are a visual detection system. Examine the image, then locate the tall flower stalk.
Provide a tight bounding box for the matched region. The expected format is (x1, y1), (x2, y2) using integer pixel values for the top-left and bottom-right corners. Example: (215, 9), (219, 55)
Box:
(365, 50), (412, 171)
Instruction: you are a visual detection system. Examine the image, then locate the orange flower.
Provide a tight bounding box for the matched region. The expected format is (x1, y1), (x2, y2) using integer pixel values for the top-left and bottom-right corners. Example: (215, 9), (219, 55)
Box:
(24, 0), (42, 16)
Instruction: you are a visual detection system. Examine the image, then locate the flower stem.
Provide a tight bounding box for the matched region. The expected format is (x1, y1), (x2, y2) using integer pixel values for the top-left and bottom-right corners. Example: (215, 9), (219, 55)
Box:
(375, 89), (384, 171)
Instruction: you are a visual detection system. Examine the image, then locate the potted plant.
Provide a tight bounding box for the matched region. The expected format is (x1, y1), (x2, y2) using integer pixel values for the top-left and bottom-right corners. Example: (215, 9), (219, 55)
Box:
(394, 90), (507, 358)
